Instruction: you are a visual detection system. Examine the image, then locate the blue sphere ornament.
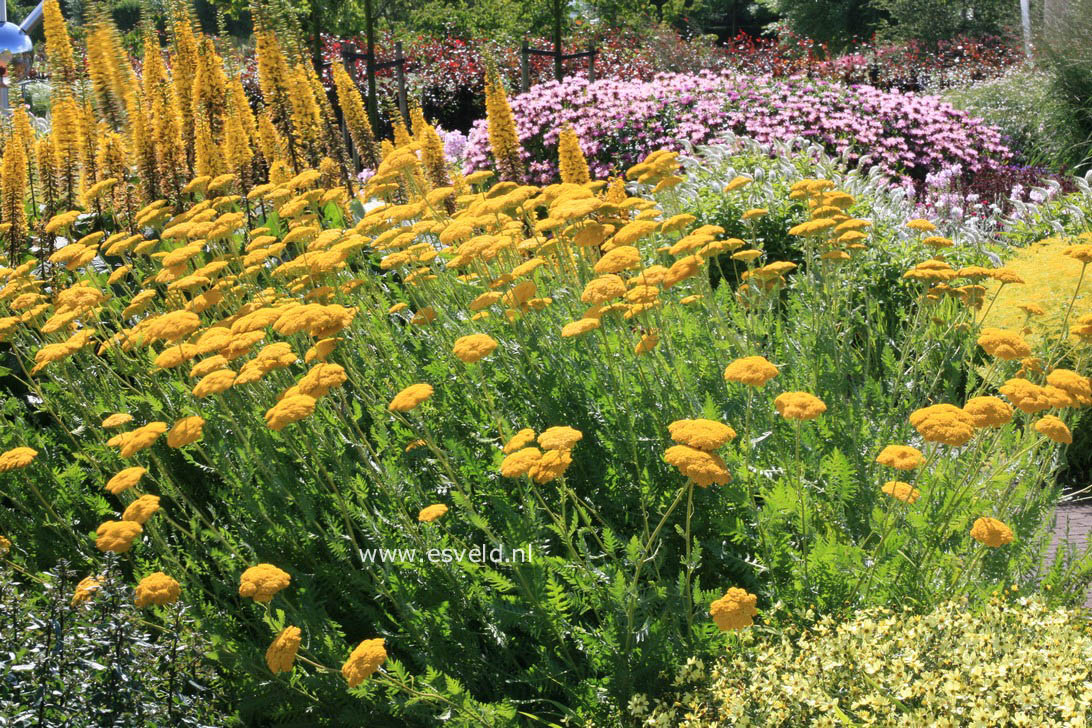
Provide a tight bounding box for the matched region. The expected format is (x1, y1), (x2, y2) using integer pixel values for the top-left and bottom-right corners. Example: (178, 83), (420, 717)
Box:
(0, 21), (33, 87)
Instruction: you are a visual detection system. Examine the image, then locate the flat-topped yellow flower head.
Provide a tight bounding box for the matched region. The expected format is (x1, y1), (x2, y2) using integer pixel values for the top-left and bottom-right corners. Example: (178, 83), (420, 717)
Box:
(0, 447), (38, 472)
(723, 356), (779, 387)
(238, 564), (291, 603)
(1034, 415), (1072, 444)
(664, 445), (731, 487)
(342, 637), (387, 687)
(388, 383), (434, 412)
(774, 392), (827, 421)
(71, 576), (101, 605)
(452, 334), (498, 364)
(134, 572), (181, 607)
(999, 378), (1052, 413)
(667, 419), (736, 451)
(962, 396), (1013, 428)
(266, 626), (302, 674)
(710, 587), (758, 630)
(970, 517), (1014, 547)
(977, 328), (1031, 361)
(537, 426), (583, 451)
(264, 395), (317, 431)
(881, 481), (921, 504)
(123, 495), (161, 524)
(95, 520), (142, 553)
(167, 416), (205, 448)
(418, 504), (449, 522)
(909, 404), (975, 446)
(875, 445), (924, 470)
(105, 466), (147, 495)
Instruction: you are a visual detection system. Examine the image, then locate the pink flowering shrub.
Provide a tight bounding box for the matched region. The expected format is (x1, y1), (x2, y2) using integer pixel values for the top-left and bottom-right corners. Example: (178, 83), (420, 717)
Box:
(463, 71), (1013, 187)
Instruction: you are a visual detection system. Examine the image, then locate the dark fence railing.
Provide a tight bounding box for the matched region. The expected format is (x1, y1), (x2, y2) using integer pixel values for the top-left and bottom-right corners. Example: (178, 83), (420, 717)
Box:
(519, 39), (597, 93)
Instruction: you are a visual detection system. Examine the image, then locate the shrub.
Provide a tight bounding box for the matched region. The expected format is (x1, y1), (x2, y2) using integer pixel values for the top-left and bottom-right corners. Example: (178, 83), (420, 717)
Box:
(874, 0), (1019, 47)
(0, 555), (223, 726)
(463, 72), (1013, 188)
(726, 31), (1021, 91)
(1041, 0), (1092, 172)
(753, 0), (884, 50)
(944, 67), (1085, 170)
(641, 593), (1092, 726)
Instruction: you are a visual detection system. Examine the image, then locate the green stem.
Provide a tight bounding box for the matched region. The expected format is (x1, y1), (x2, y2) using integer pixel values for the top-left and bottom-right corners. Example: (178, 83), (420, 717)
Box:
(623, 484), (688, 655)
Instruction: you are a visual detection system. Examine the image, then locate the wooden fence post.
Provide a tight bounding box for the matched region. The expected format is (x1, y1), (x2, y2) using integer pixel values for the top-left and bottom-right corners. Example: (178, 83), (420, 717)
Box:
(520, 39), (530, 93)
(364, 0), (378, 131)
(395, 41), (408, 120)
(588, 44), (596, 83)
(553, 0), (563, 81)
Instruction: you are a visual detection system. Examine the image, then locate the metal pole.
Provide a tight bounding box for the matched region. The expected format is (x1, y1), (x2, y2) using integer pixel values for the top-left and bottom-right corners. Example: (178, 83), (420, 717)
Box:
(19, 1), (46, 33)
(520, 39), (530, 93)
(364, 0), (378, 131)
(1020, 0), (1032, 59)
(553, 0), (563, 82)
(1, 1), (8, 111)
(395, 41), (407, 121)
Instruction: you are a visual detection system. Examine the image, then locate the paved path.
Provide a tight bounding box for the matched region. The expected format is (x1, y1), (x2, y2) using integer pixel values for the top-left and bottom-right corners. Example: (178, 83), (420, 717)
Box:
(1045, 502), (1092, 609)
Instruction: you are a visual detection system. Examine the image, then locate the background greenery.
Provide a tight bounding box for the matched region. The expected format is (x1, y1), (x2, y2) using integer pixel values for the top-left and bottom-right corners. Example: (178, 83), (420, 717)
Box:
(7, 0), (1025, 48)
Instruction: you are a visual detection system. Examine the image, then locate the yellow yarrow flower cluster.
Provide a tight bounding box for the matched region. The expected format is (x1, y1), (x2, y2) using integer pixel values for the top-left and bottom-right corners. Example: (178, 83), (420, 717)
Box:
(452, 334), (498, 364)
(342, 637), (387, 687)
(418, 504), (449, 522)
(95, 520), (142, 553)
(999, 378), (1052, 413)
(166, 416), (205, 447)
(0, 446), (37, 472)
(909, 404), (975, 447)
(663, 445), (732, 487)
(1034, 415), (1072, 444)
(970, 517), (1014, 547)
(123, 495), (161, 524)
(709, 587), (758, 631)
(723, 356), (779, 387)
(978, 237), (1091, 342)
(264, 394), (317, 431)
(388, 383), (434, 412)
(105, 466), (147, 495)
(667, 419), (737, 451)
(881, 480), (921, 504)
(134, 572), (181, 607)
(976, 328), (1031, 360)
(774, 391), (827, 421)
(238, 563), (291, 603)
(784, 181), (867, 263)
(498, 425), (581, 484)
(266, 626), (302, 674)
(71, 575), (101, 605)
(875, 445), (924, 470)
(962, 396), (1013, 428)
